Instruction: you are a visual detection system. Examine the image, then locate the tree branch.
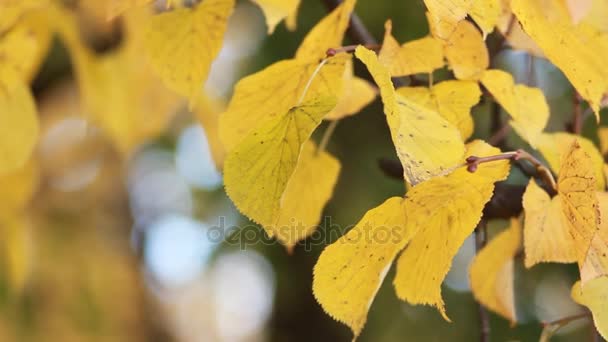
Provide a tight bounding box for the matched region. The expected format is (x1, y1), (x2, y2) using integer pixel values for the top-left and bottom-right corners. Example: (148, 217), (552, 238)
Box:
(475, 220), (491, 342)
(321, 0), (377, 45)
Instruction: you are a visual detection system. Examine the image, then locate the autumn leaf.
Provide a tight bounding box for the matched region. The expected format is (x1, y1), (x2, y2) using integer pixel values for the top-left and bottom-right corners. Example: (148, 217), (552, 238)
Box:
(522, 179), (577, 267)
(0, 160), (39, 212)
(0, 214), (32, 293)
(313, 197), (412, 338)
(444, 20), (489, 81)
(537, 133), (606, 190)
(272, 140), (341, 251)
(469, 0), (502, 38)
(571, 277), (608, 339)
(250, 0), (301, 34)
(223, 96), (337, 230)
(144, 0), (234, 103)
(393, 140), (510, 320)
(481, 69), (549, 147)
(558, 140), (604, 284)
(470, 218), (520, 323)
(219, 54), (348, 151)
(325, 57), (376, 121)
(0, 80), (39, 175)
(295, 0), (355, 60)
(423, 0), (472, 40)
(511, 0), (608, 119)
(355, 45), (465, 185)
(396, 80), (481, 140)
(378, 20), (444, 77)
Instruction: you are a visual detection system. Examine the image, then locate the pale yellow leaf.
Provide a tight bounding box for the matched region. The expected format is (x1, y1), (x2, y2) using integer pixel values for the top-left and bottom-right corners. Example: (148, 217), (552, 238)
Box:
(599, 127), (608, 155)
(394, 140), (511, 320)
(272, 140), (340, 251)
(558, 140), (603, 284)
(219, 53), (348, 151)
(444, 20), (489, 80)
(378, 20), (445, 77)
(537, 132), (605, 190)
(469, 0), (503, 37)
(0, 160), (38, 212)
(313, 197), (413, 338)
(0, 214), (32, 293)
(522, 179), (577, 267)
(325, 58), (376, 120)
(250, 0), (301, 34)
(355, 46), (465, 185)
(423, 0), (472, 39)
(223, 96), (337, 230)
(470, 218), (521, 323)
(0, 80), (38, 175)
(512, 0), (608, 119)
(0, 0), (49, 33)
(581, 192), (608, 283)
(571, 277), (608, 340)
(396, 80), (480, 140)
(481, 69), (549, 147)
(295, 0), (355, 60)
(144, 0), (234, 102)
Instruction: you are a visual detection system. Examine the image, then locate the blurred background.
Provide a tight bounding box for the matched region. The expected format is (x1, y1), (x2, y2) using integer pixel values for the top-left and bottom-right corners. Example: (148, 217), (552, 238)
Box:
(0, 0), (604, 341)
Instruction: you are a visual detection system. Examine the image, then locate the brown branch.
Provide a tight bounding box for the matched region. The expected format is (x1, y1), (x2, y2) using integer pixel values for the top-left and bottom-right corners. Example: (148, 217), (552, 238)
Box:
(475, 220), (491, 342)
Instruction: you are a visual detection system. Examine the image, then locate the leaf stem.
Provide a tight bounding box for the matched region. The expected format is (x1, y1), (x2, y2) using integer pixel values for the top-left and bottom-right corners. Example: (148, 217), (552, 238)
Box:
(318, 120), (339, 154)
(296, 58), (329, 106)
(465, 149), (557, 191)
(540, 312), (591, 341)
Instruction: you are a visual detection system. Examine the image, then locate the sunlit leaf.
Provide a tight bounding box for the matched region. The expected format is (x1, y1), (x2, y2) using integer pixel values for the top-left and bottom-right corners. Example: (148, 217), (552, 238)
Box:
(313, 197), (412, 338)
(444, 20), (489, 80)
(481, 69), (549, 147)
(394, 140), (511, 320)
(250, 0), (301, 33)
(522, 179), (576, 267)
(423, 0), (472, 39)
(396, 80), (480, 140)
(469, 0), (502, 37)
(378, 20), (444, 77)
(512, 0), (608, 119)
(144, 0), (235, 102)
(223, 96), (337, 230)
(571, 277), (608, 340)
(355, 46), (465, 185)
(470, 218), (520, 323)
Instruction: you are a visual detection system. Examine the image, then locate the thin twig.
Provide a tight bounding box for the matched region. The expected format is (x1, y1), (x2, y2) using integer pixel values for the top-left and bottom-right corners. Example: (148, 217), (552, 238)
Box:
(326, 44), (380, 56)
(572, 92), (583, 134)
(474, 220), (491, 342)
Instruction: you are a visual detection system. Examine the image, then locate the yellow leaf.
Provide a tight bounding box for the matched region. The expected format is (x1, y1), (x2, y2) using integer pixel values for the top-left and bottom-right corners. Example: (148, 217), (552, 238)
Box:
(144, 0), (234, 102)
(497, 13), (544, 57)
(325, 58), (376, 120)
(511, 0), (608, 119)
(70, 45), (180, 155)
(106, 0), (154, 19)
(295, 0), (355, 60)
(396, 80), (481, 140)
(579, 0), (608, 33)
(0, 0), (49, 33)
(273, 140), (340, 251)
(444, 20), (489, 80)
(313, 197), (412, 338)
(481, 69), (549, 147)
(581, 192), (608, 283)
(470, 218), (521, 323)
(0, 80), (39, 175)
(469, 0), (503, 37)
(559, 140), (604, 284)
(522, 179), (577, 267)
(378, 20), (445, 77)
(355, 46), (465, 185)
(250, 0), (301, 34)
(223, 96), (337, 229)
(423, 0), (472, 39)
(537, 133), (605, 190)
(0, 214), (32, 293)
(599, 127), (608, 155)
(394, 140), (511, 320)
(0, 160), (38, 212)
(571, 277), (608, 340)
(219, 54), (348, 151)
